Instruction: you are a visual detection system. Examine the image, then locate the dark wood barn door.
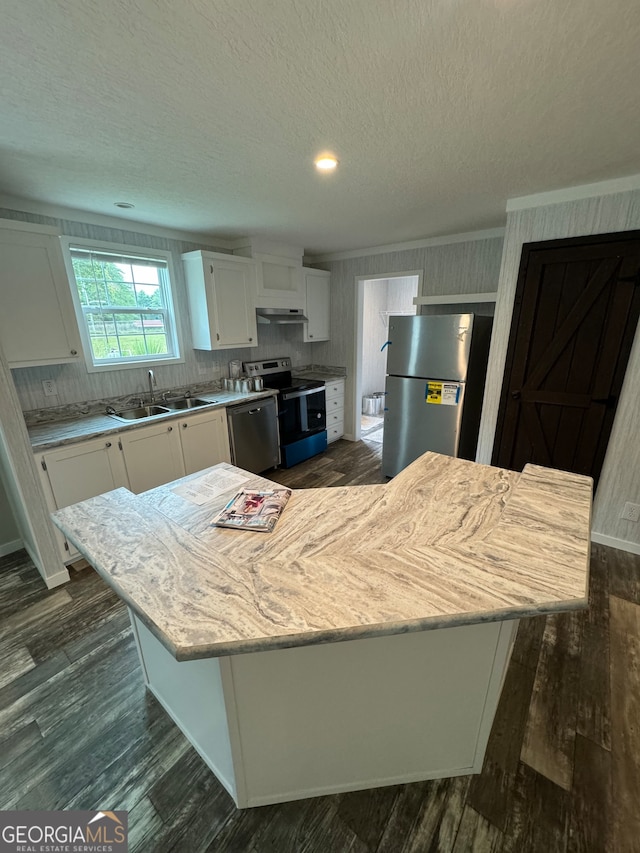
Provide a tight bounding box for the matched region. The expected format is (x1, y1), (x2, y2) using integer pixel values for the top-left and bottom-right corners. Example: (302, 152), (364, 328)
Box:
(493, 232), (640, 487)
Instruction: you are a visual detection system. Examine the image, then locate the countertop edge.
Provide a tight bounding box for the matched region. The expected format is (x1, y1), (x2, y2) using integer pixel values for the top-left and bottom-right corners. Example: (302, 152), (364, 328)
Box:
(173, 596), (589, 660)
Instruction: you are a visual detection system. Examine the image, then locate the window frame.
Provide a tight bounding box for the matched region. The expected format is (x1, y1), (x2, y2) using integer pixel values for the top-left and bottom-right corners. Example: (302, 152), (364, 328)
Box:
(61, 237), (184, 373)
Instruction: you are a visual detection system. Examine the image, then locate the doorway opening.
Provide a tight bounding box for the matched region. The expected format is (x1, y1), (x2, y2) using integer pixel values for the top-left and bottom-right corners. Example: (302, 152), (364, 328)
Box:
(354, 272), (421, 443)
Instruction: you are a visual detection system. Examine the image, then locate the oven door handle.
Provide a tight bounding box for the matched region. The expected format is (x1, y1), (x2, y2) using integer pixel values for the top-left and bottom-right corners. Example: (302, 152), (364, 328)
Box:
(281, 387), (324, 401)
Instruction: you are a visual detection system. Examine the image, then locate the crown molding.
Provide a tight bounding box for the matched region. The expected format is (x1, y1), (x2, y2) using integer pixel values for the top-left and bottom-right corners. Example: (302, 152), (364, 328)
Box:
(506, 174), (640, 212)
(0, 193), (237, 248)
(305, 227), (506, 263)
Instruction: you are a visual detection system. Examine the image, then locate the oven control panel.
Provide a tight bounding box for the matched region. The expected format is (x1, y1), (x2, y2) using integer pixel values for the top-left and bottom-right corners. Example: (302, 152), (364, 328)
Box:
(244, 357), (291, 377)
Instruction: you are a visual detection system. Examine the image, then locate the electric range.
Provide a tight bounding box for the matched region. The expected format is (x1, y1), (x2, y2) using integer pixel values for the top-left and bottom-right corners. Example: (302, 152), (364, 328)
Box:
(243, 358), (327, 467)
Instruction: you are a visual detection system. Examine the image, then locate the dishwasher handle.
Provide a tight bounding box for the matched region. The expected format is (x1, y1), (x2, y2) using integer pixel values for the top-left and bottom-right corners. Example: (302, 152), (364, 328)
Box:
(247, 407), (262, 414)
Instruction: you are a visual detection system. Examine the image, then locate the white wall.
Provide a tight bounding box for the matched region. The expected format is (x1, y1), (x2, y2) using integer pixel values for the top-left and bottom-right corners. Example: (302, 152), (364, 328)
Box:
(362, 277), (417, 400)
(362, 279), (389, 399)
(312, 237), (505, 437)
(477, 186), (640, 548)
(0, 474), (20, 555)
(0, 205), (316, 413)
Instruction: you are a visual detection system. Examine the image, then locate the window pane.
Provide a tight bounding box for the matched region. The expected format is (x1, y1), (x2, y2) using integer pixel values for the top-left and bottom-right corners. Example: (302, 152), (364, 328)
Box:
(134, 283), (162, 308)
(131, 264), (161, 286)
(86, 312), (170, 359)
(70, 245), (178, 366)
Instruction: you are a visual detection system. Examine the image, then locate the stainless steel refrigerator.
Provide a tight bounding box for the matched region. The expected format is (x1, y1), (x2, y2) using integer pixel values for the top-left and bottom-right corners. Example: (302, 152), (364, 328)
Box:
(381, 314), (493, 477)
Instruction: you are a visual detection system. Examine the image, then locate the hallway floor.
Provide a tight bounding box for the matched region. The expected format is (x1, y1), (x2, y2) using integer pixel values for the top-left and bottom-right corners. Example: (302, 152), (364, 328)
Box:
(360, 413), (384, 442)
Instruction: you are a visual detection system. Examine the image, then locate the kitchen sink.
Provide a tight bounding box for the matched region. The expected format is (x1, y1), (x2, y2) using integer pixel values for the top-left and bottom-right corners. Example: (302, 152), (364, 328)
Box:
(108, 405), (171, 421)
(162, 397), (213, 410)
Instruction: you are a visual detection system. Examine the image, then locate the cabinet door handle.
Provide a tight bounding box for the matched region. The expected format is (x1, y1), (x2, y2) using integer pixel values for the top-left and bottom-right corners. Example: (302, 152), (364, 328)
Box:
(182, 423), (188, 429)
(309, 333), (313, 338)
(168, 426), (173, 432)
(105, 441), (111, 447)
(70, 349), (78, 355)
(248, 337), (253, 342)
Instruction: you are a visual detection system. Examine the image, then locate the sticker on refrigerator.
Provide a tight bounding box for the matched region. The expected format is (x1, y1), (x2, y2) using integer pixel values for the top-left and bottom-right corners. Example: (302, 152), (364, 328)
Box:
(426, 382), (461, 405)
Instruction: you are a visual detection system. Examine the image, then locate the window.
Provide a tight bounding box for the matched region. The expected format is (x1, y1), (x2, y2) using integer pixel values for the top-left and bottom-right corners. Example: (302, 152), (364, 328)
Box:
(66, 243), (181, 370)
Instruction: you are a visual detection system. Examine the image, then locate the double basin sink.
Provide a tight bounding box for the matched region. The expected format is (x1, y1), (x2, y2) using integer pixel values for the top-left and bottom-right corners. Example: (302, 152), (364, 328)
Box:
(108, 397), (215, 422)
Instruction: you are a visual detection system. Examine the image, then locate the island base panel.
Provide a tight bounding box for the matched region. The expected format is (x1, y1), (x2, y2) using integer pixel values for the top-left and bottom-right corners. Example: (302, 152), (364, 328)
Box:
(130, 613), (517, 809)
(130, 612), (238, 801)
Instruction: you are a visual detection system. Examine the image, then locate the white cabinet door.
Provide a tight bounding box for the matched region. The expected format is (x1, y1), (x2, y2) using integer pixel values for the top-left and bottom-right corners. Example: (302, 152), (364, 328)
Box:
(303, 268), (331, 342)
(254, 255), (305, 308)
(119, 421), (185, 494)
(38, 436), (129, 561)
(325, 380), (345, 442)
(179, 408), (231, 475)
(183, 251), (258, 350)
(0, 220), (82, 367)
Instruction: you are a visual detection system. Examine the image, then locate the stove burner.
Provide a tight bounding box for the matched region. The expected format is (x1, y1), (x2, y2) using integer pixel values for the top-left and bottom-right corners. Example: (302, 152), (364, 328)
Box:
(243, 358), (324, 394)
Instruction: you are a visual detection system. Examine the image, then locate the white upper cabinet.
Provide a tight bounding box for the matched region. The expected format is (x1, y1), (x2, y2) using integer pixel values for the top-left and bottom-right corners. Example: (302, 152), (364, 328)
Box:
(253, 253), (305, 308)
(183, 251), (258, 350)
(234, 239), (305, 309)
(0, 220), (82, 367)
(303, 268), (331, 342)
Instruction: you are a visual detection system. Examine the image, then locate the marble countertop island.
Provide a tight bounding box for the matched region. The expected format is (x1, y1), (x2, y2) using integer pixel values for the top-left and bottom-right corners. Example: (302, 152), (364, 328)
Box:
(52, 452), (592, 662)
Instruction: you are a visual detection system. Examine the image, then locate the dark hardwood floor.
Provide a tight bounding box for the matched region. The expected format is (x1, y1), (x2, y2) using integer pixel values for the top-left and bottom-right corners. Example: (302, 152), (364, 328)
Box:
(1, 435), (638, 851)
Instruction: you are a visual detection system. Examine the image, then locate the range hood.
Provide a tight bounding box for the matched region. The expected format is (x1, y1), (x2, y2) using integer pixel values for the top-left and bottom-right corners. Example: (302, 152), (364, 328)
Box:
(256, 307), (309, 325)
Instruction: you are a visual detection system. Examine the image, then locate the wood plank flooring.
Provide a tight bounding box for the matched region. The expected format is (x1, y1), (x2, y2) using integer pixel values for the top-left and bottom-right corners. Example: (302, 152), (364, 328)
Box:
(1, 436), (639, 852)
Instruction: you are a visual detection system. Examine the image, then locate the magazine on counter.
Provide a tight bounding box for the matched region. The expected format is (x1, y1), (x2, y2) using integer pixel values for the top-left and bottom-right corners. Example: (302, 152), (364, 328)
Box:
(211, 488), (292, 533)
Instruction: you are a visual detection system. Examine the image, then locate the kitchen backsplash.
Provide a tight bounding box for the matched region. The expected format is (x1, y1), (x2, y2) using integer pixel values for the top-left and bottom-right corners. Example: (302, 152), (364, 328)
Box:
(21, 363), (346, 427)
(1, 207), (317, 413)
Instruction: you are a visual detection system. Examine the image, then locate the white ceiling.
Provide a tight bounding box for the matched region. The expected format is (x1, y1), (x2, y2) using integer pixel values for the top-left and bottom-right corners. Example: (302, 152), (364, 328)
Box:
(2, 0), (640, 254)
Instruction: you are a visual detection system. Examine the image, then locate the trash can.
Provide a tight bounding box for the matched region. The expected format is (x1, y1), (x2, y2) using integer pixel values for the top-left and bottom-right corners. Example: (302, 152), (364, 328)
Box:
(373, 392), (385, 415)
(362, 394), (378, 416)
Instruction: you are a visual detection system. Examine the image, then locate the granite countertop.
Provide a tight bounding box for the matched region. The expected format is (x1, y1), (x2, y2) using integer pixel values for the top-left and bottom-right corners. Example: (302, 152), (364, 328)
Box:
(52, 452), (592, 661)
(28, 389), (278, 451)
(293, 368), (346, 384)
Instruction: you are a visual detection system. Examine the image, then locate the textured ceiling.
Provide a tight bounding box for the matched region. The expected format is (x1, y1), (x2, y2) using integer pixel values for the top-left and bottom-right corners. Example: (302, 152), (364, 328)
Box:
(1, 0), (640, 254)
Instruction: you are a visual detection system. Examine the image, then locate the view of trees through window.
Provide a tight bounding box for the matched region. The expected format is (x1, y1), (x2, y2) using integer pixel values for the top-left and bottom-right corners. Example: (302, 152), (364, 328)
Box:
(70, 250), (174, 362)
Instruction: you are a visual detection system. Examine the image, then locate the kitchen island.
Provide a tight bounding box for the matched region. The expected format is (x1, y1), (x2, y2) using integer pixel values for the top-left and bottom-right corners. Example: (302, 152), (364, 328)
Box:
(52, 452), (592, 808)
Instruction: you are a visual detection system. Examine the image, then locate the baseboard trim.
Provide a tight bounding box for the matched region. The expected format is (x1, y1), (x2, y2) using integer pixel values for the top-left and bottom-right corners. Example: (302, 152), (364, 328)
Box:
(591, 531), (640, 556)
(0, 538), (23, 557)
(44, 567), (72, 588)
(21, 542), (70, 588)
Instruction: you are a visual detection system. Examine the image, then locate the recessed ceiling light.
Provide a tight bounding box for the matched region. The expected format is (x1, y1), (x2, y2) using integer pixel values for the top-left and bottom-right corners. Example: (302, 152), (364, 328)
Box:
(114, 202), (135, 209)
(314, 155), (338, 172)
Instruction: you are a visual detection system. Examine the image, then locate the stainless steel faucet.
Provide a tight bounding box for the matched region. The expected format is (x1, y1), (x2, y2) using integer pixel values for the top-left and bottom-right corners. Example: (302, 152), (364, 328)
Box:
(148, 368), (156, 403)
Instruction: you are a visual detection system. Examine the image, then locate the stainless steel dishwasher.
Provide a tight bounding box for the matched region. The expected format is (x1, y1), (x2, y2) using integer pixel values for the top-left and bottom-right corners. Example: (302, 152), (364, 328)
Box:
(227, 396), (280, 473)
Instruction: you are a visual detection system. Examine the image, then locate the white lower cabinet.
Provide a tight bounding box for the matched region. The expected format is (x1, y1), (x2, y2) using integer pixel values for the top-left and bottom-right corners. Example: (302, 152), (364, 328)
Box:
(325, 379), (345, 443)
(38, 407), (236, 562)
(119, 421), (185, 494)
(38, 436), (129, 562)
(179, 408), (231, 475)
